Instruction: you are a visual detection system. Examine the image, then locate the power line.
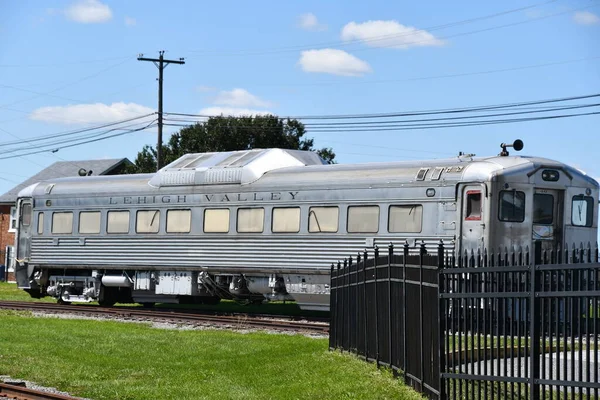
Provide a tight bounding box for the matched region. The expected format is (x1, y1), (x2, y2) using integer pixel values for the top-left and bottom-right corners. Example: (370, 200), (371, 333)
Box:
(245, 55), (600, 88)
(0, 113), (156, 148)
(187, 0), (561, 56)
(0, 58), (131, 109)
(165, 93), (600, 120)
(0, 120), (157, 161)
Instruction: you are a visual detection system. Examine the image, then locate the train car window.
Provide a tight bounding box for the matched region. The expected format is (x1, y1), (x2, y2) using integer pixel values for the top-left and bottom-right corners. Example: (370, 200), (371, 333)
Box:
(533, 194), (554, 224)
(167, 209), (192, 233)
(79, 211), (101, 234)
(237, 208), (265, 233)
(107, 211), (130, 233)
(308, 207), (339, 233)
(572, 195), (594, 227)
(272, 207), (300, 233)
(498, 191), (526, 222)
(204, 209), (230, 233)
(465, 191), (481, 221)
(37, 213), (44, 235)
(21, 203), (32, 226)
(136, 210), (160, 233)
(347, 206), (380, 233)
(388, 205), (423, 233)
(52, 212), (73, 234)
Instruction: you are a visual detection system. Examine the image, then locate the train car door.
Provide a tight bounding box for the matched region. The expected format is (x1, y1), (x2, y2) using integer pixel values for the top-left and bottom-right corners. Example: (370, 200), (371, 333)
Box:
(532, 188), (563, 252)
(15, 198), (33, 287)
(459, 185), (486, 253)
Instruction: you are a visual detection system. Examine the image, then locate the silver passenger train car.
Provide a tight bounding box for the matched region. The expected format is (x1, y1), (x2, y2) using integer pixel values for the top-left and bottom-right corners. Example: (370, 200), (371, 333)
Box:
(14, 141), (599, 310)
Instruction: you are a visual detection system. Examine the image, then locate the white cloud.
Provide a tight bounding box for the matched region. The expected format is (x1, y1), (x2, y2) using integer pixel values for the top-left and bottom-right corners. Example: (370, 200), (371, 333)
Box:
(124, 16), (136, 26)
(212, 88), (273, 108)
(298, 13), (327, 31)
(299, 49), (372, 77)
(573, 11), (599, 25)
(199, 107), (273, 117)
(341, 20), (444, 49)
(30, 102), (154, 125)
(64, 0), (112, 24)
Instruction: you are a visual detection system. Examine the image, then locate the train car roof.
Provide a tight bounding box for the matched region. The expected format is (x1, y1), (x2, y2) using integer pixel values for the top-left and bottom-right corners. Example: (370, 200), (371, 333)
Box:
(19, 149), (599, 198)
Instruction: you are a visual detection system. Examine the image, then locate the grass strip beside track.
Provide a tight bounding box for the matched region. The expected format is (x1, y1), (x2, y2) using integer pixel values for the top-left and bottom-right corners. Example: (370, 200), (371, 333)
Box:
(0, 310), (423, 400)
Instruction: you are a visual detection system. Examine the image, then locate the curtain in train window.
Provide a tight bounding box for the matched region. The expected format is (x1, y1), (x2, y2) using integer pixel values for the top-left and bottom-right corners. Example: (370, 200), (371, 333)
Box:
(204, 209), (230, 233)
(308, 207), (339, 233)
(166, 209), (191, 233)
(136, 210), (160, 233)
(52, 212), (73, 234)
(37, 213), (44, 235)
(572, 195), (594, 227)
(237, 208), (265, 233)
(388, 205), (423, 233)
(272, 207), (300, 233)
(79, 211), (101, 234)
(347, 206), (380, 233)
(107, 211), (130, 233)
(499, 191), (526, 222)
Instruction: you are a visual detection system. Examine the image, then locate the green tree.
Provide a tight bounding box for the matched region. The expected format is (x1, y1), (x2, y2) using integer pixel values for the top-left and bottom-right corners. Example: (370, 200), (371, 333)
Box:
(129, 115), (335, 173)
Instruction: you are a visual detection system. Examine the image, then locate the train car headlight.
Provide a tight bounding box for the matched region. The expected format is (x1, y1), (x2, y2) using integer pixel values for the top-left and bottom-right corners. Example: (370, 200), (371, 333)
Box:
(541, 170), (559, 182)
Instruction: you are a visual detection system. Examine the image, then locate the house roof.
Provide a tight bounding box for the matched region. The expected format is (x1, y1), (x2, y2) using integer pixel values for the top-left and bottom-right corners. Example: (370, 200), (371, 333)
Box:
(0, 158), (131, 204)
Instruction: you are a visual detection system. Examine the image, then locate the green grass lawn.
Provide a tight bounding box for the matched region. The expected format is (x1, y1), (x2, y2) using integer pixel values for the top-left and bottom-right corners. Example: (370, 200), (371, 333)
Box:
(0, 310), (423, 400)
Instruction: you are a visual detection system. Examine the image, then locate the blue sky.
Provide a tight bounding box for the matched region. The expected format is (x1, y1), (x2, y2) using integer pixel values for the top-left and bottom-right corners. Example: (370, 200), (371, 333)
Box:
(0, 0), (599, 195)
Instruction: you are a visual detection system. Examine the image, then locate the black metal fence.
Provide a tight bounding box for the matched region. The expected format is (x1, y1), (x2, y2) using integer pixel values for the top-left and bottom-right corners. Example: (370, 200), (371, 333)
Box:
(329, 242), (600, 400)
(329, 242), (442, 398)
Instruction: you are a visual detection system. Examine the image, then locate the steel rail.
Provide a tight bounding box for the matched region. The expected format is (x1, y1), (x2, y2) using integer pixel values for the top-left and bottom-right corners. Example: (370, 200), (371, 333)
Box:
(0, 382), (79, 400)
(0, 301), (329, 334)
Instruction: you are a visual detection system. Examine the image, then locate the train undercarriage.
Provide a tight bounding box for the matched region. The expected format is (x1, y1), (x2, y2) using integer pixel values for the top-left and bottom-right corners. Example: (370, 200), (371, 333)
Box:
(23, 266), (331, 310)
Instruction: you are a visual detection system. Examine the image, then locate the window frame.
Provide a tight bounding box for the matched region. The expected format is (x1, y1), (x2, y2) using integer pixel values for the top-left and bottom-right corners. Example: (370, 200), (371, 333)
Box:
(272, 207), (301, 233)
(498, 190), (526, 223)
(136, 209), (161, 234)
(78, 211), (101, 234)
(571, 195), (594, 227)
(37, 212), (44, 235)
(388, 204), (423, 233)
(465, 190), (482, 221)
(236, 207), (265, 233)
(166, 209), (192, 233)
(533, 193), (554, 225)
(347, 205), (380, 234)
(106, 210), (130, 234)
(8, 206), (17, 232)
(203, 208), (230, 233)
(51, 211), (73, 234)
(308, 206), (339, 233)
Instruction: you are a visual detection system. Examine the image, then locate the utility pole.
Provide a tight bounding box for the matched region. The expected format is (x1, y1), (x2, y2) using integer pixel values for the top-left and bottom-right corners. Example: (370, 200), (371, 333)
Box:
(138, 51), (185, 171)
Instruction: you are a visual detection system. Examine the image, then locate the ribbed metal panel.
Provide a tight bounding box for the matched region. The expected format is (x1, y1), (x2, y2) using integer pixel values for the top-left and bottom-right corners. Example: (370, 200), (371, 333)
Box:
(30, 235), (454, 273)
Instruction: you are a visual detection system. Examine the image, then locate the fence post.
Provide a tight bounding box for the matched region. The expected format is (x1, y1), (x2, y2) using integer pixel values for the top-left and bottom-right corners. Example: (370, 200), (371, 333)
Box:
(343, 258), (348, 352)
(337, 261), (342, 352)
(403, 240), (409, 378)
(437, 240), (446, 400)
(361, 251), (367, 360)
(419, 241), (426, 392)
(330, 262), (336, 350)
(388, 243), (394, 375)
(374, 245), (380, 368)
(529, 252), (541, 399)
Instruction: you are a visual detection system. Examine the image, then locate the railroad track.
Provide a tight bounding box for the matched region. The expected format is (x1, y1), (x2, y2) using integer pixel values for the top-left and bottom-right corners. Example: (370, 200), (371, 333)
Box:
(0, 382), (79, 400)
(0, 301), (329, 334)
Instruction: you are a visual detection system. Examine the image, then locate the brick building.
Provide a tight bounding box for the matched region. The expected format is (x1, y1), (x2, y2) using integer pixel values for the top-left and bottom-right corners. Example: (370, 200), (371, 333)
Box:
(0, 158), (131, 281)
